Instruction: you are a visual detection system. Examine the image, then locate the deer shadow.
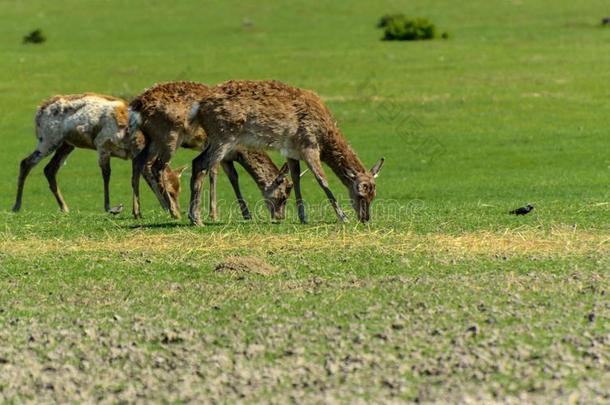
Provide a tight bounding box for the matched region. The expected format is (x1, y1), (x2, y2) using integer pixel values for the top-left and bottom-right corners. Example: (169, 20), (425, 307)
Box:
(125, 221), (230, 229)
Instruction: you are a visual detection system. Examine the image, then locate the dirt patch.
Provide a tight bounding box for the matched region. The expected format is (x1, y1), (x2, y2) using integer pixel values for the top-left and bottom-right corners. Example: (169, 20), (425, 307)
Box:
(215, 256), (281, 277)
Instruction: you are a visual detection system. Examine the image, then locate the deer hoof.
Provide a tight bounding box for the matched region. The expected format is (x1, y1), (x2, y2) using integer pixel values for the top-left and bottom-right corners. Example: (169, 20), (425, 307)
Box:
(189, 213), (203, 226)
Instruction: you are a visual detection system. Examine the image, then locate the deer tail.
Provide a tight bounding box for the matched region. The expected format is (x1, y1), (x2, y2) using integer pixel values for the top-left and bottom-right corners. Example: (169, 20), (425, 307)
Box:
(188, 102), (200, 127)
(127, 107), (142, 137)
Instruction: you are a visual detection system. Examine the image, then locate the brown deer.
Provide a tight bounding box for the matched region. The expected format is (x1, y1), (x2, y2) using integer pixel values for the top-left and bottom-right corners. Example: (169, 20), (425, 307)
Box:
(188, 80), (384, 226)
(12, 93), (185, 213)
(128, 81), (293, 220)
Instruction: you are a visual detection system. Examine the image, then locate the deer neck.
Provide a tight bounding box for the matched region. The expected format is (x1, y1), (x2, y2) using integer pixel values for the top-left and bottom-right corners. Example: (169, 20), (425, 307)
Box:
(320, 134), (367, 188)
(234, 151), (278, 191)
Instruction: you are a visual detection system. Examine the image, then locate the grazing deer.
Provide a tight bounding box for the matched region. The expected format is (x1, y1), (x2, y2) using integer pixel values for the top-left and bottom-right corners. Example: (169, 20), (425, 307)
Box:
(188, 80), (384, 226)
(12, 93), (185, 213)
(128, 81), (293, 220)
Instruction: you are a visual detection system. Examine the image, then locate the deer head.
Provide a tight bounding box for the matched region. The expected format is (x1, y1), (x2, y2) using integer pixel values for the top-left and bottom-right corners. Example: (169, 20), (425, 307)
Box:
(161, 165), (187, 219)
(263, 163), (293, 220)
(346, 158), (384, 223)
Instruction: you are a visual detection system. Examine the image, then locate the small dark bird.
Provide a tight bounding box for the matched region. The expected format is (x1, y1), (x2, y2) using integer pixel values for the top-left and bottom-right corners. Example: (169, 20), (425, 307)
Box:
(108, 204), (124, 215)
(602, 17), (610, 26)
(509, 204), (534, 216)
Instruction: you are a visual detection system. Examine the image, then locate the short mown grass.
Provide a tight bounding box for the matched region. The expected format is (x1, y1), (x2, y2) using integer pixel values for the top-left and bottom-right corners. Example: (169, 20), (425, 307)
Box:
(1, 0), (609, 402)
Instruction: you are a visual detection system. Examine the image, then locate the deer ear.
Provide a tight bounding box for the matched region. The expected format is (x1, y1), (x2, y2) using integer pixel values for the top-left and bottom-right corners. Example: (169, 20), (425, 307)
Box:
(271, 163), (289, 187)
(175, 165), (188, 178)
(370, 157), (385, 178)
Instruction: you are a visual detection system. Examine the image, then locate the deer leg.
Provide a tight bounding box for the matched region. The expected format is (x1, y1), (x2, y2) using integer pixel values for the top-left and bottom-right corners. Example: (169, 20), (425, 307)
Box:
(131, 135), (165, 210)
(301, 150), (348, 223)
(149, 135), (180, 219)
(189, 143), (229, 226)
(208, 164), (218, 221)
(189, 144), (211, 226)
(150, 157), (183, 219)
(131, 143), (149, 219)
(150, 158), (168, 207)
(220, 160), (251, 220)
(143, 158), (166, 209)
(43, 143), (75, 213)
(13, 149), (47, 212)
(132, 139), (175, 218)
(287, 159), (306, 224)
(98, 152), (112, 212)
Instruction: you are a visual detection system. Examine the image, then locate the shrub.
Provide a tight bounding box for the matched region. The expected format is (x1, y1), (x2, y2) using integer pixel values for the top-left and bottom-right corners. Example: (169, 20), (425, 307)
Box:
(382, 16), (436, 41)
(377, 14), (405, 28)
(23, 29), (46, 44)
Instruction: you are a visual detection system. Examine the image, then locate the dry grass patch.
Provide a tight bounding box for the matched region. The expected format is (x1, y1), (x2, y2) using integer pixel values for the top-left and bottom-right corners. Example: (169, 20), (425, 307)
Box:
(0, 226), (607, 259)
(428, 228), (609, 257)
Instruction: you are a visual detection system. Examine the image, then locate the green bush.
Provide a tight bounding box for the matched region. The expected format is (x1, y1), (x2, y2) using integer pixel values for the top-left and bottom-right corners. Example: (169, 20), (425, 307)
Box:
(377, 13), (449, 41)
(382, 16), (436, 41)
(377, 14), (405, 28)
(23, 29), (46, 44)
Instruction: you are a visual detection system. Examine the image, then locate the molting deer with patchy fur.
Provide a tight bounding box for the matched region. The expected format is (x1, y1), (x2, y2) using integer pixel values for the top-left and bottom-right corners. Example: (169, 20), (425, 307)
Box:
(188, 80), (384, 226)
(128, 81), (293, 220)
(12, 94), (185, 213)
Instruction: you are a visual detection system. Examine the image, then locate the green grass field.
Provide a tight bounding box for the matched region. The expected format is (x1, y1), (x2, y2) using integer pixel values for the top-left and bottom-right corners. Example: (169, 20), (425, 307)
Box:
(1, 0), (609, 402)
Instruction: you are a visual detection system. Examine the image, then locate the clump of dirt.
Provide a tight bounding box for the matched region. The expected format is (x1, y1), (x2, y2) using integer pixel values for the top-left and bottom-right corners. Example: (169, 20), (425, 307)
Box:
(215, 256), (281, 277)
